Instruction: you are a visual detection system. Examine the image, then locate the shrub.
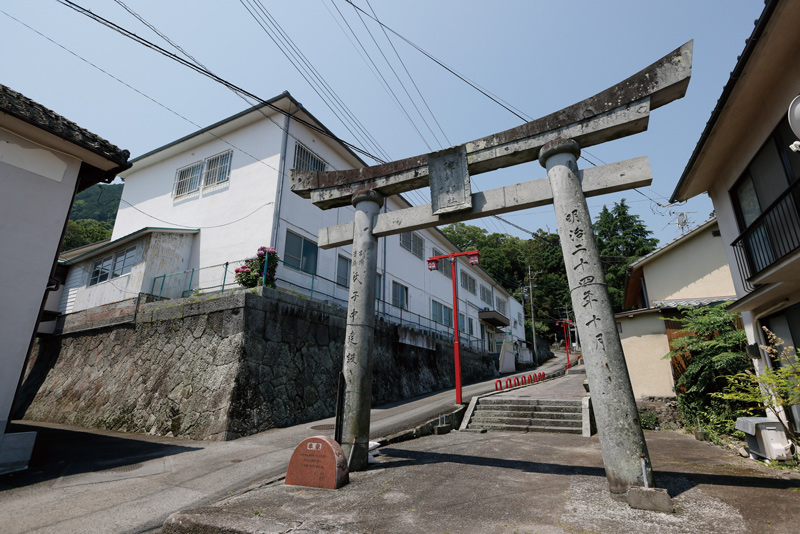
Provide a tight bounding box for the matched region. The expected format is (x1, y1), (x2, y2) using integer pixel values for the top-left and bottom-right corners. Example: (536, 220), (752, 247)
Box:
(235, 246), (279, 289)
(638, 409), (659, 430)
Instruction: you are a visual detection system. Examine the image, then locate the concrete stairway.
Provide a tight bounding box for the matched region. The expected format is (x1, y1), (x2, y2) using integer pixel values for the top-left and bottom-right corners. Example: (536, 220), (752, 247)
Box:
(465, 397), (583, 434)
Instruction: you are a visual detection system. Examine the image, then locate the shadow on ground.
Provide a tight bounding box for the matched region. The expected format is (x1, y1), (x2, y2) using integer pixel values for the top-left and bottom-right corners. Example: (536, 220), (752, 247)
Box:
(0, 422), (199, 489)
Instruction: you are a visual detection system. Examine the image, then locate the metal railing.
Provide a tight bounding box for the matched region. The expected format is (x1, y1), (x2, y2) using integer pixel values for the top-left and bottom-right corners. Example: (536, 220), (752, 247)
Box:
(731, 179), (800, 291)
(150, 258), (490, 351)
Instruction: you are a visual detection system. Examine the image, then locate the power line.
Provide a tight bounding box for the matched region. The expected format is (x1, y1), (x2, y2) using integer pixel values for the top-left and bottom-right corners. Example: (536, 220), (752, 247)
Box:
(327, 0), (433, 151)
(54, 0), (386, 164)
(364, 0), (451, 146)
(343, 0), (532, 123)
(238, 0), (392, 162)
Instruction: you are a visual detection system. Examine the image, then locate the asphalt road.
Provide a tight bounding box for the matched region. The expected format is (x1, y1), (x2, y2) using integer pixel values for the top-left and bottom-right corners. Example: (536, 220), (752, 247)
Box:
(0, 354), (569, 534)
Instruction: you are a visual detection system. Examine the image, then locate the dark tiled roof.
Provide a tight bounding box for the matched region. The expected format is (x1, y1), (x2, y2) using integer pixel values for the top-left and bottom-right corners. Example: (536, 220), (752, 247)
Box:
(0, 83), (131, 168)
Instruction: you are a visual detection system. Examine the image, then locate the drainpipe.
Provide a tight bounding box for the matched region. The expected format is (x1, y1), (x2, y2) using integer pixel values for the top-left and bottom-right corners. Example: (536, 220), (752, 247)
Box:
(271, 103), (303, 249)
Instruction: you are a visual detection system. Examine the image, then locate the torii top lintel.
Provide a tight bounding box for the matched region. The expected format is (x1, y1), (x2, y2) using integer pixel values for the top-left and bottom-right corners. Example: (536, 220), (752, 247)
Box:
(291, 41), (692, 209)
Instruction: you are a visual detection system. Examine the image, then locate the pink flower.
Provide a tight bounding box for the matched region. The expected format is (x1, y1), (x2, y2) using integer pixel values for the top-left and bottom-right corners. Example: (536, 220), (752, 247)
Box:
(245, 268), (251, 273)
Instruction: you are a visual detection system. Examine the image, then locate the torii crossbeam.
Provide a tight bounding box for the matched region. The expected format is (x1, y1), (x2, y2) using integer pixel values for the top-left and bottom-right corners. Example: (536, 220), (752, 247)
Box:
(290, 41), (692, 506)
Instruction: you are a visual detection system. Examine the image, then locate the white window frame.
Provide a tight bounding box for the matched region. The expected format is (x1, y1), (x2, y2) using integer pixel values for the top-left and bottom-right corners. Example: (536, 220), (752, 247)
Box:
(172, 161), (203, 198)
(432, 299), (453, 327)
(460, 271), (477, 294)
(337, 255), (351, 287)
(400, 232), (424, 259)
(392, 281), (408, 310)
(496, 296), (507, 316)
(480, 284), (492, 306)
(89, 246), (137, 286)
(294, 143), (327, 172)
(202, 150), (233, 188)
(284, 230), (318, 274)
(431, 247), (451, 278)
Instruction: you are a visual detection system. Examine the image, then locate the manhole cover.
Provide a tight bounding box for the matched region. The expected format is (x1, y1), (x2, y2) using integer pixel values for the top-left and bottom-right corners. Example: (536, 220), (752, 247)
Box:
(310, 424), (335, 431)
(102, 463), (143, 474)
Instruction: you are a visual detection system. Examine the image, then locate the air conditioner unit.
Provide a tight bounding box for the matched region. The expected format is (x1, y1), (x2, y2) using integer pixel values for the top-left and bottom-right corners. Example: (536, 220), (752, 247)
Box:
(735, 417), (794, 461)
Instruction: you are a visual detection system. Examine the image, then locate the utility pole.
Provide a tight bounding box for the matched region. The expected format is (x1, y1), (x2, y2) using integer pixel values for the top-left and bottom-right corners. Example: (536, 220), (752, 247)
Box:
(528, 266), (539, 362)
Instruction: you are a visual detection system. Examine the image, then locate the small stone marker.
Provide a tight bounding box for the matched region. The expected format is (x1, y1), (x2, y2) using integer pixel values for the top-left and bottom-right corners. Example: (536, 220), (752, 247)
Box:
(285, 436), (349, 490)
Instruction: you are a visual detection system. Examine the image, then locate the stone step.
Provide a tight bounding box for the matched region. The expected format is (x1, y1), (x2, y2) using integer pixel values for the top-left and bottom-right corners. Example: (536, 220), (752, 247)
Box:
(466, 423), (582, 434)
(475, 404), (582, 414)
(477, 398), (582, 408)
(470, 409), (581, 420)
(469, 416), (581, 428)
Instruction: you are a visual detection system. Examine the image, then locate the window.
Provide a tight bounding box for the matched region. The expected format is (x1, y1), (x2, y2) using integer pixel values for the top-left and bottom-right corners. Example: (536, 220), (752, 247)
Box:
(431, 247), (451, 278)
(203, 150), (233, 188)
(496, 296), (507, 316)
(392, 281), (408, 310)
(480, 284), (492, 306)
(376, 273), (382, 301)
(432, 300), (453, 327)
(173, 161), (203, 197)
(400, 231), (424, 259)
(294, 143), (327, 172)
(337, 255), (351, 287)
(460, 271), (477, 294)
(285, 231), (318, 274)
(468, 317), (475, 336)
(90, 246), (137, 286)
(459, 312), (466, 332)
(518, 313), (524, 324)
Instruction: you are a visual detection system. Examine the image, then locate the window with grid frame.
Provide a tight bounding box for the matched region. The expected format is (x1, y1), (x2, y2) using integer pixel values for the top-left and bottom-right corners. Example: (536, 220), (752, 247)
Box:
(431, 300), (452, 327)
(400, 231), (424, 259)
(202, 150), (233, 188)
(480, 284), (492, 306)
(431, 247), (452, 278)
(284, 230), (318, 274)
(173, 161), (203, 198)
(337, 255), (351, 287)
(392, 281), (408, 310)
(294, 143), (327, 172)
(89, 246), (137, 286)
(460, 271), (477, 294)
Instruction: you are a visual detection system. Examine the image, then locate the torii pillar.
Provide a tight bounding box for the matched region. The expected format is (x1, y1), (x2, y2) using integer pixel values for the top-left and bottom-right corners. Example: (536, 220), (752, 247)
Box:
(541, 139), (654, 495)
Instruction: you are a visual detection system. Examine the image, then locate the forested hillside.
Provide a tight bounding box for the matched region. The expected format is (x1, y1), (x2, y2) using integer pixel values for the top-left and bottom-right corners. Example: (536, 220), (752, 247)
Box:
(62, 183), (123, 251)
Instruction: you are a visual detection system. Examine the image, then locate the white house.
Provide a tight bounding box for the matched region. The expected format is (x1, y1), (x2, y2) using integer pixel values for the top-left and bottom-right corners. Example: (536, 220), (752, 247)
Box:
(670, 0), (800, 434)
(61, 92), (526, 352)
(0, 83), (130, 474)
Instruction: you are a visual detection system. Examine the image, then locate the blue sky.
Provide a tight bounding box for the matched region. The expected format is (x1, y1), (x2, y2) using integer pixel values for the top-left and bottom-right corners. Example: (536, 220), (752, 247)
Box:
(1, 1), (766, 245)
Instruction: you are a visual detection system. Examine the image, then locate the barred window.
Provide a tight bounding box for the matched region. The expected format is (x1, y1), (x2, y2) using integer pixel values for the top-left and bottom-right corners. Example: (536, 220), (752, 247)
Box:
(173, 162), (203, 197)
(400, 232), (424, 259)
(203, 150), (233, 188)
(294, 143), (327, 172)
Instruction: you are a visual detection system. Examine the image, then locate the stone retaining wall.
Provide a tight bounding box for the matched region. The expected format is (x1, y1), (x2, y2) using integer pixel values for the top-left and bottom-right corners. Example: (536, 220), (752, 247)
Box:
(15, 288), (496, 440)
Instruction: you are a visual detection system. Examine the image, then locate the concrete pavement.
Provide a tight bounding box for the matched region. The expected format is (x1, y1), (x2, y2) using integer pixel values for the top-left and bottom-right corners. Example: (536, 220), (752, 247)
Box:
(0, 354), (569, 534)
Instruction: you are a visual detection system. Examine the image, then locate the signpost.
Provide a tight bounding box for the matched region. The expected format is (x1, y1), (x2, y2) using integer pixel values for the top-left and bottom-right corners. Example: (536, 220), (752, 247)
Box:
(290, 41), (693, 505)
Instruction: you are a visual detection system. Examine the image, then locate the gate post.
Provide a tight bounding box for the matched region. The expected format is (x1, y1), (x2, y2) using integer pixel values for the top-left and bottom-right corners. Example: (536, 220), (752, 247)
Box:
(340, 190), (383, 471)
(540, 139), (654, 497)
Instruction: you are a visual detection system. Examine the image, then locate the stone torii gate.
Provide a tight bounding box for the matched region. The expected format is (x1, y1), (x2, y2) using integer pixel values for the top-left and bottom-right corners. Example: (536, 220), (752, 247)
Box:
(291, 42), (692, 500)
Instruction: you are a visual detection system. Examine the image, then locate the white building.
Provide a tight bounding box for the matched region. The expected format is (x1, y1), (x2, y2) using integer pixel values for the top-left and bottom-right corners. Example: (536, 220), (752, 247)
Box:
(670, 0), (800, 434)
(61, 92), (526, 352)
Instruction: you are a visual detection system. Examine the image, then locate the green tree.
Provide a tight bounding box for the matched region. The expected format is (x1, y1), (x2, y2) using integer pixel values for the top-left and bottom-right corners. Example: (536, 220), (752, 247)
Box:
(62, 219), (112, 251)
(664, 303), (755, 438)
(715, 328), (800, 451)
(593, 199), (659, 311)
(522, 230), (569, 340)
(70, 183), (123, 223)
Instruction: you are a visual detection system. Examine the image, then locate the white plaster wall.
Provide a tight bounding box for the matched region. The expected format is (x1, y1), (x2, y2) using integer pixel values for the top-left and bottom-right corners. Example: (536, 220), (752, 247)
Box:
(618, 313), (675, 398)
(0, 128), (81, 424)
(114, 116), (284, 269)
(642, 224), (736, 302)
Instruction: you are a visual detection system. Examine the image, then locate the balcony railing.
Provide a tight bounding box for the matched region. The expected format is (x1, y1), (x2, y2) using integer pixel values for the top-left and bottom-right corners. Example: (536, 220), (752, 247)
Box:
(731, 179), (800, 291)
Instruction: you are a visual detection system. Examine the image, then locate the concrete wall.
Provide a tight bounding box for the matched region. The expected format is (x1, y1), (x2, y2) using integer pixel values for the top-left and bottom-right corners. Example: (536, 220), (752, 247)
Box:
(618, 312), (675, 398)
(15, 288), (497, 441)
(642, 224), (736, 303)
